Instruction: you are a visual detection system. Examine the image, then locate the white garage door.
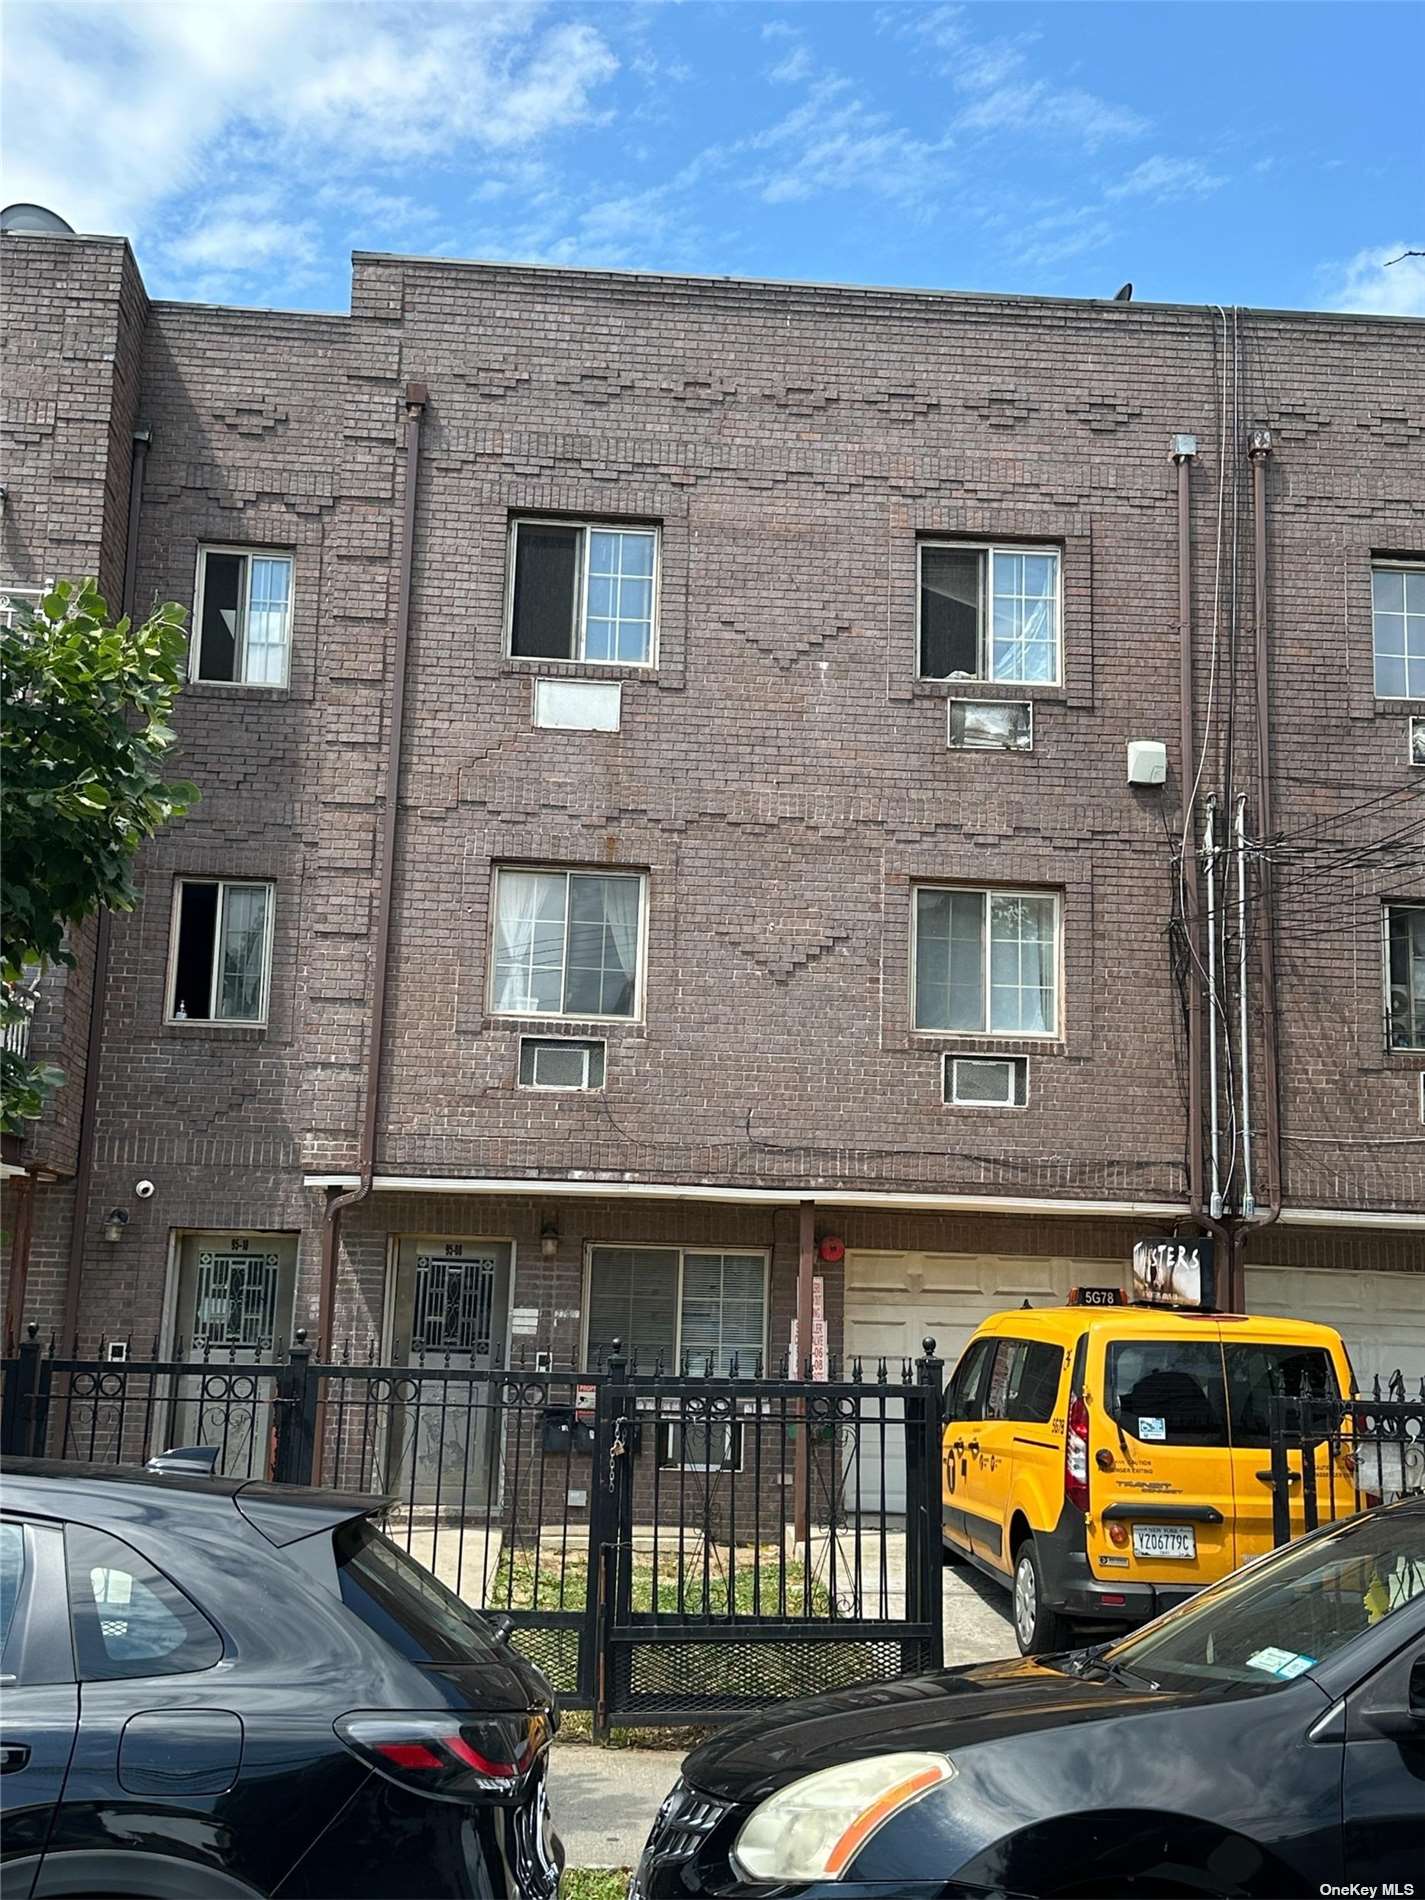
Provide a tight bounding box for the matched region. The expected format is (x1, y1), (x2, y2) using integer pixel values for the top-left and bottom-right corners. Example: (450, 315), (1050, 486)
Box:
(1245, 1263), (1425, 1396)
(842, 1249), (1127, 1514)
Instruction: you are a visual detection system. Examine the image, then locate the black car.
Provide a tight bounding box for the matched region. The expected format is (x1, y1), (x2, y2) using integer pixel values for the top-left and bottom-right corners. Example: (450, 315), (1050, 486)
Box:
(634, 1496), (1425, 1899)
(0, 1457), (562, 1899)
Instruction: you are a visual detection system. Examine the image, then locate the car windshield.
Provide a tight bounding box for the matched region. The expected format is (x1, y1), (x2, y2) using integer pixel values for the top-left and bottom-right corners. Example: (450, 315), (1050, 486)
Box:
(1094, 1510), (1425, 1693)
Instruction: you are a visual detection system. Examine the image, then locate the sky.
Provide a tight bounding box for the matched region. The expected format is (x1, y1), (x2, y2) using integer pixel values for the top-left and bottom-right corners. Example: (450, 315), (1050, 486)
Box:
(3, 0), (1422, 317)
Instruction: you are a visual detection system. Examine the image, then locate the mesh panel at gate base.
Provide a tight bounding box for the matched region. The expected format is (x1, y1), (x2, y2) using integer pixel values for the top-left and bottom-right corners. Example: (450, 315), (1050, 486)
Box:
(617, 1636), (915, 1713)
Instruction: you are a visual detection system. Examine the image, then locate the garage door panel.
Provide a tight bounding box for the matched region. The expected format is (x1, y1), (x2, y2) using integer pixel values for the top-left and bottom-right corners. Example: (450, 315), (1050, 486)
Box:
(1245, 1264), (1425, 1394)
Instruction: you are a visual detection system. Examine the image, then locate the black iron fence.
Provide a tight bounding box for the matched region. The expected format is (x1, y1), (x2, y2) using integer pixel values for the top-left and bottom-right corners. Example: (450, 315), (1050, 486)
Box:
(1, 1326), (945, 1732)
(1267, 1374), (1425, 1545)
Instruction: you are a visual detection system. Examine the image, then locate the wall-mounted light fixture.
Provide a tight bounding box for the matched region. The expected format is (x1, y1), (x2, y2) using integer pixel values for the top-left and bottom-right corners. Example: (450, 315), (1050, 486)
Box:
(102, 1208), (129, 1245)
(540, 1220), (559, 1261)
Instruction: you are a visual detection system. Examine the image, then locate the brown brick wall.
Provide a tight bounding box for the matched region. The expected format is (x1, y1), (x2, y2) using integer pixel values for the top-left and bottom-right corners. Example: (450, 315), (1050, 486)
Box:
(2, 238), (1421, 1361)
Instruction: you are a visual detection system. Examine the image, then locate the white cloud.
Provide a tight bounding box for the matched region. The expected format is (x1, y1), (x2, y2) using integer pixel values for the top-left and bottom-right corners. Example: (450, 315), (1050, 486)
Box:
(1, 2), (618, 243)
(1321, 243), (1425, 317)
(1011, 206), (1115, 271)
(953, 80), (1147, 151)
(745, 80), (954, 209)
(1106, 156), (1225, 203)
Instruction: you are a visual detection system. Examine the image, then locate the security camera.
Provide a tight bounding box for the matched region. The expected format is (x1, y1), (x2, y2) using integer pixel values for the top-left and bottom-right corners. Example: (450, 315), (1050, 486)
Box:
(134, 1179), (156, 1200)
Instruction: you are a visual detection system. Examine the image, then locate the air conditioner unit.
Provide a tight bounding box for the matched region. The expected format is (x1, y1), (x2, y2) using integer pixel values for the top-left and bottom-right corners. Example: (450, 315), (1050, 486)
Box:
(946, 1054), (1028, 1108)
(518, 1037), (606, 1091)
(1409, 717), (1425, 769)
(948, 699), (1033, 752)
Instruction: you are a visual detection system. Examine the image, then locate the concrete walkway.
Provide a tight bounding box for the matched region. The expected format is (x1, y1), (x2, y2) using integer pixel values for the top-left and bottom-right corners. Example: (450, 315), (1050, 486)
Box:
(551, 1563), (1016, 1870)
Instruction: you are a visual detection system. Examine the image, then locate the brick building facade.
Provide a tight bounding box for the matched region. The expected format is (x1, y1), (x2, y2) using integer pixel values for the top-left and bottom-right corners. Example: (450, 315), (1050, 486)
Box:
(3, 230), (1422, 1440)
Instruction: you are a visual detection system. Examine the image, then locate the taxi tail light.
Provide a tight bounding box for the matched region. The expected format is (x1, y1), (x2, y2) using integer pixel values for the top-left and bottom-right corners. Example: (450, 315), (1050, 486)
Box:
(336, 1713), (537, 1804)
(1065, 1394), (1091, 1513)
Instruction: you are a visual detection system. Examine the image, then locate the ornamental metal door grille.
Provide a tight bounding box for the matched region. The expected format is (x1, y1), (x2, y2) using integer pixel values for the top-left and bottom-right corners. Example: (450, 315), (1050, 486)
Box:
(194, 1250), (281, 1349)
(412, 1253), (494, 1356)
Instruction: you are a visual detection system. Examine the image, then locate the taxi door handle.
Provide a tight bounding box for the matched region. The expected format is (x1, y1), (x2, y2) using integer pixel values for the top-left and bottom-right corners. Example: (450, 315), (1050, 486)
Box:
(1256, 1469), (1301, 1486)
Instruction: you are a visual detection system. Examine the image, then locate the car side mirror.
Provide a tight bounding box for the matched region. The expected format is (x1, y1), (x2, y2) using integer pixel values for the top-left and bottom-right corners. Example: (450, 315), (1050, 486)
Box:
(488, 1613), (514, 1647)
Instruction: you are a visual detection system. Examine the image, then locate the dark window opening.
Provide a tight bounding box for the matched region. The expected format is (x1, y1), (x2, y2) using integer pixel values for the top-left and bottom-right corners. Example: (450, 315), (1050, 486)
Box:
(920, 545), (980, 678)
(1225, 1345), (1338, 1449)
(1106, 1340), (1228, 1447)
(172, 880), (219, 1019)
(511, 524), (579, 659)
(198, 551), (242, 680)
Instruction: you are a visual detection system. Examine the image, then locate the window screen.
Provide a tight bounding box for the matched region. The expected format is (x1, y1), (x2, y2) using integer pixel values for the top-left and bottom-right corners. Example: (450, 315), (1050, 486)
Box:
(1106, 1341), (1228, 1447)
(66, 1524), (222, 1680)
(511, 524), (580, 658)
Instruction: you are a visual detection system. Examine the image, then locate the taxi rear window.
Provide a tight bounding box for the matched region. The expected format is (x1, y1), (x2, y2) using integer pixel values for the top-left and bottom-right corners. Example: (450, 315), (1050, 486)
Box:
(1225, 1344), (1339, 1448)
(1105, 1341), (1227, 1446)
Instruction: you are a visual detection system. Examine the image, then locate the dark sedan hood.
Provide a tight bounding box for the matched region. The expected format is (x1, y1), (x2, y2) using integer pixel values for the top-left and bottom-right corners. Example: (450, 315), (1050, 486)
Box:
(682, 1659), (1185, 1804)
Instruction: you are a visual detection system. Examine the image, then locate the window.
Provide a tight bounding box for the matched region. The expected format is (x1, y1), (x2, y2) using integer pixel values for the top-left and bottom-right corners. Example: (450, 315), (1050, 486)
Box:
(1105, 1340), (1228, 1448)
(167, 879), (274, 1024)
(66, 1524), (222, 1679)
(334, 1518), (505, 1663)
(509, 519), (657, 666)
(919, 543), (1060, 683)
(491, 868), (643, 1020)
(914, 887), (1059, 1036)
(1371, 562), (1425, 699)
(584, 1246), (768, 1373)
(946, 1054), (1028, 1107)
(944, 1336), (995, 1423)
(1386, 904), (1425, 1049)
(982, 1339), (1064, 1423)
(0, 1522), (24, 1654)
(518, 1037), (606, 1090)
(0, 582), (49, 629)
(1225, 1344), (1339, 1450)
(193, 547), (293, 685)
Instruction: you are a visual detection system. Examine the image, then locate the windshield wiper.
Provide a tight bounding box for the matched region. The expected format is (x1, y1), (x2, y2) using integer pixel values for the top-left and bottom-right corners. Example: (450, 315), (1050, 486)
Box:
(1069, 1642), (1160, 1692)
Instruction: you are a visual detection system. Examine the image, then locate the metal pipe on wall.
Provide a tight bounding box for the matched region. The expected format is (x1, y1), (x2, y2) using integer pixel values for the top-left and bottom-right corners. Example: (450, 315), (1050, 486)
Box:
(1174, 439), (1205, 1227)
(315, 383), (428, 1359)
(1203, 798), (1223, 1219)
(1234, 794), (1255, 1220)
(1248, 432), (1283, 1242)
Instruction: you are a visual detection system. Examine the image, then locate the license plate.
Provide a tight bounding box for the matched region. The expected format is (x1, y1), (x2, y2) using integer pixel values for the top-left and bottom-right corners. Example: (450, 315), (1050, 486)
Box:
(1132, 1523), (1196, 1560)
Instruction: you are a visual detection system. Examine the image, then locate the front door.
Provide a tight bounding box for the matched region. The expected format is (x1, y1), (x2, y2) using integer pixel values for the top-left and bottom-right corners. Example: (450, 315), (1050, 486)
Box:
(168, 1232), (298, 1478)
(388, 1238), (511, 1509)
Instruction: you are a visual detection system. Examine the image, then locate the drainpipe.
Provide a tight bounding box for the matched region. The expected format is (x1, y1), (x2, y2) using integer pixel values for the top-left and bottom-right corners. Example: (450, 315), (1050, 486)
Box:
(1173, 435), (1205, 1230)
(57, 425), (150, 1352)
(1235, 428), (1283, 1310)
(1203, 798), (1223, 1219)
(315, 383), (428, 1357)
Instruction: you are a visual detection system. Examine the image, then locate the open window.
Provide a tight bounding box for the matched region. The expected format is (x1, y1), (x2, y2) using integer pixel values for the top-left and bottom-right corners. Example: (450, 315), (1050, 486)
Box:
(193, 547), (293, 685)
(167, 879), (273, 1024)
(509, 519), (658, 666)
(919, 543), (1060, 684)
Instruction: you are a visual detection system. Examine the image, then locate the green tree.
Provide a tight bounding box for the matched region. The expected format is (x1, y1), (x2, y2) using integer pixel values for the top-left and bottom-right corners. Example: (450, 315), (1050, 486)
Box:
(2, 580), (198, 1133)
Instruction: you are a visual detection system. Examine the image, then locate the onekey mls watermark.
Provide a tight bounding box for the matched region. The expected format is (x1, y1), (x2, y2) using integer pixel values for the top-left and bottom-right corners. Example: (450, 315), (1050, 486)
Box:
(1320, 1885), (1415, 1897)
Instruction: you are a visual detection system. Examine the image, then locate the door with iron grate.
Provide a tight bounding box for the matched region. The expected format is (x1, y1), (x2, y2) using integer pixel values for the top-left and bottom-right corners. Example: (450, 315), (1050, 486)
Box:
(169, 1232), (297, 1476)
(388, 1238), (511, 1507)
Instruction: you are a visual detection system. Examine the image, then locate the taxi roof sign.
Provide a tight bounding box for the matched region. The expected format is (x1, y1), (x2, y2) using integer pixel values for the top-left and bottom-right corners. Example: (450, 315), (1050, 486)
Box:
(1068, 1285), (1126, 1307)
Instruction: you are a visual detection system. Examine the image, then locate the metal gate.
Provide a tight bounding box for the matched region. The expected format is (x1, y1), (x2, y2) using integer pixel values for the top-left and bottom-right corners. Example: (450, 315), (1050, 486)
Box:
(1267, 1375), (1425, 1544)
(2, 1328), (946, 1731)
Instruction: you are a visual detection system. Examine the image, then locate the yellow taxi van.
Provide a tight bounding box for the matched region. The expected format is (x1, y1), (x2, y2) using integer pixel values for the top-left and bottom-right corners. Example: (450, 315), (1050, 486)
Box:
(941, 1290), (1356, 1653)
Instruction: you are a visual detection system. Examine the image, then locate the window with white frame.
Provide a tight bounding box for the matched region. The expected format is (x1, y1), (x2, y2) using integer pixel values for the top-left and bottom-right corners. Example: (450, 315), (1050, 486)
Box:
(167, 879), (274, 1024)
(919, 542), (1060, 684)
(0, 582), (50, 628)
(584, 1247), (768, 1374)
(1386, 903), (1425, 1049)
(508, 519), (657, 666)
(914, 886), (1060, 1035)
(490, 868), (644, 1020)
(193, 547), (293, 685)
(1372, 562), (1425, 699)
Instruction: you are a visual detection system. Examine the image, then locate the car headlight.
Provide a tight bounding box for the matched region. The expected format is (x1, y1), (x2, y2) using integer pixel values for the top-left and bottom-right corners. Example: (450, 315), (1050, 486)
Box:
(731, 1751), (955, 1884)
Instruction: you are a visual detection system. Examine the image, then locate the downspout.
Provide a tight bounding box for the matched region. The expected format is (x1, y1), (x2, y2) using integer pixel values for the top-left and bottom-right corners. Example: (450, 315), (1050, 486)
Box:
(1236, 428), (1283, 1310)
(315, 383), (427, 1355)
(58, 425), (150, 1351)
(1174, 437), (1205, 1230)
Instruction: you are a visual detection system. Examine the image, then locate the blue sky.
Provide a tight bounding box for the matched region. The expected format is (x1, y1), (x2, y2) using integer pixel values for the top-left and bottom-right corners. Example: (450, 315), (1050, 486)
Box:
(5, 1), (1422, 316)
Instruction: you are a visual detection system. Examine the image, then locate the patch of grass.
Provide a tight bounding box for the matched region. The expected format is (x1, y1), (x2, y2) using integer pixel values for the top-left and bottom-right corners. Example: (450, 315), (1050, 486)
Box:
(561, 1869), (631, 1900)
(556, 1708), (711, 1751)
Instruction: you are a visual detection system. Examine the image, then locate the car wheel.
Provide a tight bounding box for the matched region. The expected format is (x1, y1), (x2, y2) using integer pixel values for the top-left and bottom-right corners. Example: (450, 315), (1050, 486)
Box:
(1012, 1537), (1069, 1654)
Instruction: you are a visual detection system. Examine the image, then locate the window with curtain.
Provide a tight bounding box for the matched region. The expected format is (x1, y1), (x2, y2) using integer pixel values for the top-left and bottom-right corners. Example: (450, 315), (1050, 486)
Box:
(914, 886), (1059, 1035)
(919, 543), (1060, 683)
(1386, 903), (1425, 1049)
(167, 879), (274, 1025)
(509, 519), (658, 665)
(584, 1247), (768, 1373)
(194, 547), (293, 685)
(491, 869), (643, 1019)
